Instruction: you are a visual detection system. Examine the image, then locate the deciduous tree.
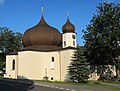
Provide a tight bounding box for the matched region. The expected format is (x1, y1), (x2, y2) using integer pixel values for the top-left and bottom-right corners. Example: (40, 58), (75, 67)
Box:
(0, 27), (23, 69)
(83, 2), (120, 78)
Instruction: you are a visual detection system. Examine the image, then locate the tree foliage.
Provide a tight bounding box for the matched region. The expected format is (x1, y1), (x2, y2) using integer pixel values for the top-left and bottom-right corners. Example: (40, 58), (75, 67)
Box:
(0, 27), (23, 69)
(83, 2), (120, 65)
(68, 45), (90, 83)
(0, 27), (23, 54)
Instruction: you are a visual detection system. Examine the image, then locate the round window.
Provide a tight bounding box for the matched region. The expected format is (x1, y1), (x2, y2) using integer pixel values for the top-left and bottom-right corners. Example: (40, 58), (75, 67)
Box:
(72, 35), (75, 39)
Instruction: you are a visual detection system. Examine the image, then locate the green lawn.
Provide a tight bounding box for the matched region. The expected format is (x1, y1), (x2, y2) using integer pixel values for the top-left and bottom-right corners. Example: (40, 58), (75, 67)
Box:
(34, 80), (120, 90)
(0, 75), (4, 79)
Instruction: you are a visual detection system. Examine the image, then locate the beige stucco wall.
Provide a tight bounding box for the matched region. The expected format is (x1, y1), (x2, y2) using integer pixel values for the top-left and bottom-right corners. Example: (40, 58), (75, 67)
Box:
(5, 49), (75, 81)
(60, 49), (75, 81)
(18, 51), (40, 79)
(18, 51), (61, 80)
(5, 55), (18, 79)
(88, 65), (117, 81)
(5, 50), (117, 81)
(62, 33), (76, 48)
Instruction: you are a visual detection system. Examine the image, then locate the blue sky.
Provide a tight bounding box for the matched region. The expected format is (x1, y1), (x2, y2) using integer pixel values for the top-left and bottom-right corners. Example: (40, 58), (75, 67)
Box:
(0, 0), (119, 46)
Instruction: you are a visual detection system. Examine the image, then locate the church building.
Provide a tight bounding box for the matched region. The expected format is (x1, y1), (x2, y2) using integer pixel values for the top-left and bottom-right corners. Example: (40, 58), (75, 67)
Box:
(4, 10), (77, 81)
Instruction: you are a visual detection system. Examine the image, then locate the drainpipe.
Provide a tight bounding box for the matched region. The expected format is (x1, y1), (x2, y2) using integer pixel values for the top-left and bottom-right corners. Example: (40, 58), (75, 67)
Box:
(16, 55), (19, 79)
(58, 51), (61, 81)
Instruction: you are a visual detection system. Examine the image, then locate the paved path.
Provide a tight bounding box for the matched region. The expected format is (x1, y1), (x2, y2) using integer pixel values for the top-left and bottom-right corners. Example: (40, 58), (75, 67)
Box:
(0, 79), (34, 91)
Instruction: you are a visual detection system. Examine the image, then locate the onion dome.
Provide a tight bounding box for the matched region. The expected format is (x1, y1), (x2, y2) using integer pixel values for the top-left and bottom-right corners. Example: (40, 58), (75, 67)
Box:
(62, 19), (75, 33)
(22, 16), (62, 47)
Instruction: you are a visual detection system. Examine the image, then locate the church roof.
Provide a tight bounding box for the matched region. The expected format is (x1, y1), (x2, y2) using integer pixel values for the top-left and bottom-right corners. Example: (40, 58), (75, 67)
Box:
(22, 16), (62, 47)
(20, 45), (62, 52)
(19, 45), (75, 52)
(6, 45), (76, 55)
(7, 52), (18, 55)
(62, 19), (75, 33)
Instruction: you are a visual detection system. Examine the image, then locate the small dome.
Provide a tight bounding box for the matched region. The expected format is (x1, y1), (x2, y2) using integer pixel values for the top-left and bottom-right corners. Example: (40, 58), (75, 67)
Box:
(22, 16), (62, 47)
(62, 19), (75, 33)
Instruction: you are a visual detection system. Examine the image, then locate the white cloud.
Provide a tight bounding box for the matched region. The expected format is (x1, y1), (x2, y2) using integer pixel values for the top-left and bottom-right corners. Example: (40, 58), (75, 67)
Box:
(0, 0), (4, 5)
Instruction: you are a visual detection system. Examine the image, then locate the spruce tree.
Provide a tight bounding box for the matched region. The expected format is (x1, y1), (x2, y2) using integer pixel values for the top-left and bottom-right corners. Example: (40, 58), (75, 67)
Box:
(68, 46), (90, 83)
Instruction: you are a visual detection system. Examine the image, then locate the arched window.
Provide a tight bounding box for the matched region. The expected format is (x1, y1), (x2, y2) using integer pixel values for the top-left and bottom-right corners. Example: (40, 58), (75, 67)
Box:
(64, 41), (66, 46)
(12, 60), (15, 70)
(73, 41), (75, 46)
(50, 57), (55, 69)
(52, 57), (54, 62)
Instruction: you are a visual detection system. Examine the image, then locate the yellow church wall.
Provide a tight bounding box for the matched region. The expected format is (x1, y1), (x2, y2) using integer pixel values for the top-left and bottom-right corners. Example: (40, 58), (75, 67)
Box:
(5, 49), (75, 81)
(88, 65), (117, 81)
(60, 49), (75, 81)
(47, 52), (60, 81)
(5, 55), (18, 79)
(18, 51), (61, 81)
(18, 51), (42, 79)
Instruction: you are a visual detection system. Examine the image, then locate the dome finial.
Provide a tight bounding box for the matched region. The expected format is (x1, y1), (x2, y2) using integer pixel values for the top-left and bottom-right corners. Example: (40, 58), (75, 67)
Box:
(62, 12), (75, 33)
(67, 11), (69, 20)
(41, 6), (44, 15)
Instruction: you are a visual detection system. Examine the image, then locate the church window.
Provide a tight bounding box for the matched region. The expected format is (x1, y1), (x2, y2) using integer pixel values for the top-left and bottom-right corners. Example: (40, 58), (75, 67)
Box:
(73, 41), (75, 46)
(50, 57), (55, 69)
(12, 59), (15, 70)
(52, 57), (54, 62)
(72, 35), (75, 39)
(64, 41), (66, 46)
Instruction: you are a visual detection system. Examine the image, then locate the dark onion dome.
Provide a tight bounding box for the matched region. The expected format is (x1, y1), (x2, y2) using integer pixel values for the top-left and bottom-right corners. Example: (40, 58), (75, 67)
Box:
(62, 19), (75, 33)
(22, 16), (62, 47)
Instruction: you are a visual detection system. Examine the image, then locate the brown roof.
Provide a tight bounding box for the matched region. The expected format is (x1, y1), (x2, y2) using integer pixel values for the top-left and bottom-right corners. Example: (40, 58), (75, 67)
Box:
(6, 45), (76, 55)
(22, 16), (62, 47)
(19, 45), (75, 52)
(7, 52), (18, 55)
(62, 19), (75, 33)
(20, 45), (62, 52)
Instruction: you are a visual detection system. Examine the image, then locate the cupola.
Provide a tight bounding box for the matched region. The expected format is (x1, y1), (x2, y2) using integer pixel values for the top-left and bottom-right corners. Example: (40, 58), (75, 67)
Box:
(22, 15), (62, 47)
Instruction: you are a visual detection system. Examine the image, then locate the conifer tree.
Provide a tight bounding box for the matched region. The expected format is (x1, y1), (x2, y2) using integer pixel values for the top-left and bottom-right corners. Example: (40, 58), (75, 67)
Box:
(68, 46), (90, 83)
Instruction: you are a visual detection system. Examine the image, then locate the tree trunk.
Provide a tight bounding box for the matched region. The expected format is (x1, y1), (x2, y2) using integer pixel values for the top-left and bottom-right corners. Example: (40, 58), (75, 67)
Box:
(116, 66), (120, 78)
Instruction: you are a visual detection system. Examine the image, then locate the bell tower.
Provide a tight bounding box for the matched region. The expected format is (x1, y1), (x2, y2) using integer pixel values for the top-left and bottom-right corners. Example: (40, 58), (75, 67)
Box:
(62, 12), (76, 48)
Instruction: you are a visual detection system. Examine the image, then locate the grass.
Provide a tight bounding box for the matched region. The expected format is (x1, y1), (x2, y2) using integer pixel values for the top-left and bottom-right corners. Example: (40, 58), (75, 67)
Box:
(99, 80), (120, 84)
(34, 80), (120, 90)
(0, 75), (4, 79)
(87, 81), (120, 90)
